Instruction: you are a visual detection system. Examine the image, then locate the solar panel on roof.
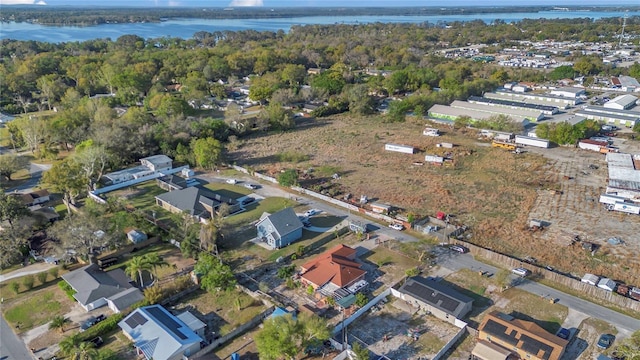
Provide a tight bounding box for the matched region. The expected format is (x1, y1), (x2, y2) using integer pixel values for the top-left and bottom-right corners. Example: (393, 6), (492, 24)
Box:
(146, 306), (188, 340)
(439, 296), (460, 312)
(125, 312), (148, 328)
(520, 334), (554, 360)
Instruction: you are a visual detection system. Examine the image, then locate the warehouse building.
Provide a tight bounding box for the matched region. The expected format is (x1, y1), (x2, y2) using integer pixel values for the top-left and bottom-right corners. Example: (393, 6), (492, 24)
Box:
(576, 106), (640, 128)
(490, 90), (578, 108)
(450, 100), (544, 122)
(549, 87), (586, 99)
(467, 95), (559, 115)
(603, 94), (638, 110)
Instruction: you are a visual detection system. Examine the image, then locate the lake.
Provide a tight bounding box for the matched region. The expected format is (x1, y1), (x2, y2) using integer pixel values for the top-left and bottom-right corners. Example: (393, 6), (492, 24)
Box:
(1, 10), (637, 43)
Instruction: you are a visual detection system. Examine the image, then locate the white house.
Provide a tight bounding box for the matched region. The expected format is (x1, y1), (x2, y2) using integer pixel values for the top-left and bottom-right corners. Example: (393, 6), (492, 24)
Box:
(102, 155), (174, 185)
(140, 155), (173, 172)
(119, 305), (203, 360)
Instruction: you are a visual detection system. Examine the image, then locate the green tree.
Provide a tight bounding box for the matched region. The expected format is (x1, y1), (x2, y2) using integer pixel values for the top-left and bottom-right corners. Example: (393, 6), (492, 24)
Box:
(143, 253), (169, 280)
(59, 336), (81, 357)
(0, 192), (29, 229)
(48, 210), (116, 264)
(191, 137), (223, 170)
(249, 72), (282, 103)
(194, 253), (236, 293)
(355, 292), (368, 308)
(143, 285), (164, 305)
(49, 267), (60, 279)
(0, 154), (25, 181)
(22, 274), (34, 290)
(495, 269), (511, 291)
(351, 342), (370, 360)
(37, 271), (48, 284)
(616, 329), (640, 360)
(255, 313), (330, 360)
(278, 169), (298, 187)
(629, 62), (640, 80)
(281, 64), (307, 88)
(9, 281), (19, 294)
(634, 121), (640, 134)
(49, 315), (69, 333)
(346, 84), (375, 115)
(126, 255), (153, 288)
(547, 65), (576, 81)
(40, 158), (85, 215)
(311, 70), (345, 95)
(259, 102), (295, 131)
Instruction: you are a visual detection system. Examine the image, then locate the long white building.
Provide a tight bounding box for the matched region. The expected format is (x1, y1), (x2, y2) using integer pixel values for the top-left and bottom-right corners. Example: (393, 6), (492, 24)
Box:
(606, 153), (640, 200)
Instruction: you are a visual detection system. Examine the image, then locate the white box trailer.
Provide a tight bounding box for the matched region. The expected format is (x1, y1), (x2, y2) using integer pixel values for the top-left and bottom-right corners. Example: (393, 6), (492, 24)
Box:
(613, 202), (640, 214)
(385, 143), (415, 154)
(436, 142), (454, 148)
(578, 140), (606, 152)
(515, 135), (550, 148)
(599, 194), (629, 205)
(425, 155), (444, 164)
(423, 128), (440, 136)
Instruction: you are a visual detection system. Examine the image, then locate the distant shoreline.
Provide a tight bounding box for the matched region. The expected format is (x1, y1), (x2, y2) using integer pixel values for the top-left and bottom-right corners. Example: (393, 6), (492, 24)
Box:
(1, 5), (639, 26)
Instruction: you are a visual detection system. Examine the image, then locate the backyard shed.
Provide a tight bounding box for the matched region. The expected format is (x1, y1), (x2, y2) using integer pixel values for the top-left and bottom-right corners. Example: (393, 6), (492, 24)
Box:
(581, 273), (600, 286)
(385, 143), (415, 154)
(370, 203), (391, 214)
(597, 278), (616, 292)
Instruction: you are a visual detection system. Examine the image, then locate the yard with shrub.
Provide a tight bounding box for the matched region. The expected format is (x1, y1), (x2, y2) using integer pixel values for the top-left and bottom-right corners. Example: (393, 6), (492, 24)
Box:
(3, 286), (75, 331)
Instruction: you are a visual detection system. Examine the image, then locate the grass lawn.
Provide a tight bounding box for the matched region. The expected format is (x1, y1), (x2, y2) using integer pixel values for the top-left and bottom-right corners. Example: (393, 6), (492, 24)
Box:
(364, 247), (421, 293)
(308, 215), (343, 228)
(416, 332), (446, 354)
(215, 327), (260, 360)
(179, 289), (266, 335)
(496, 288), (568, 334)
(3, 286), (75, 331)
(223, 197), (297, 228)
(104, 243), (194, 280)
(204, 182), (252, 199)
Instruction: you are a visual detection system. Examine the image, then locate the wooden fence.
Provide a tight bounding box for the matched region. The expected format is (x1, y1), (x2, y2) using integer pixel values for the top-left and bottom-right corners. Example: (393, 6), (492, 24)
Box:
(449, 239), (640, 312)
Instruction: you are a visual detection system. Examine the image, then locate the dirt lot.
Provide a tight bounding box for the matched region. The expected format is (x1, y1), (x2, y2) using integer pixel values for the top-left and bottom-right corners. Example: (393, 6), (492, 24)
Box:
(345, 297), (460, 360)
(229, 115), (640, 285)
(526, 140), (640, 284)
(561, 317), (619, 360)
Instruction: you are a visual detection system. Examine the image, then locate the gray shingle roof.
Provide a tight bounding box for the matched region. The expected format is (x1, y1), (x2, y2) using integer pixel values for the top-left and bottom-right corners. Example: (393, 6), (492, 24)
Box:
(61, 264), (135, 305)
(261, 207), (303, 238)
(399, 276), (473, 318)
(155, 187), (221, 219)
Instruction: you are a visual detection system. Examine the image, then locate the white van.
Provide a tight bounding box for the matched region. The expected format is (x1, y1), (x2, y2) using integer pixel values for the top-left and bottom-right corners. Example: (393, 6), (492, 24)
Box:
(512, 268), (530, 277)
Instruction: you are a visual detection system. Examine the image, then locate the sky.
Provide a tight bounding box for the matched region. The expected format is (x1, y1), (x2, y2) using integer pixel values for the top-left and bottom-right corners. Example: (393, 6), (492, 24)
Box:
(1, 0), (639, 6)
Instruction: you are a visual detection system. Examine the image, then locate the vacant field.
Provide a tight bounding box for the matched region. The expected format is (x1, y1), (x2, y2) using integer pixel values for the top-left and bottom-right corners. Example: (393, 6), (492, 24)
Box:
(229, 116), (547, 255)
(527, 142), (640, 284)
(3, 286), (75, 332)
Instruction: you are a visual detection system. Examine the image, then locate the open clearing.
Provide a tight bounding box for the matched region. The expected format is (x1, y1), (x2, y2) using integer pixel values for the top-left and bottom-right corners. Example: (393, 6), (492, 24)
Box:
(228, 115), (640, 285)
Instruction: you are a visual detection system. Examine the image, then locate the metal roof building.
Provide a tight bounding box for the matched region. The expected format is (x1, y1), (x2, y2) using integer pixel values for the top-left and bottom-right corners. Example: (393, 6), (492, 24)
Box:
(468, 95), (559, 115)
(604, 94), (638, 110)
(450, 100), (544, 121)
(605, 153), (640, 200)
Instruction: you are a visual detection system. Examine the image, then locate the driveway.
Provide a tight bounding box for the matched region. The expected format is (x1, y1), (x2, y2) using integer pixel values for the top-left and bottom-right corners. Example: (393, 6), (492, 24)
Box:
(0, 262), (56, 283)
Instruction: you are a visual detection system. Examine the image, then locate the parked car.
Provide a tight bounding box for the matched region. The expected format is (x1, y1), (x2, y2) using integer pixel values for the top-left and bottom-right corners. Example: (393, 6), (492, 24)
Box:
(244, 183), (258, 189)
(511, 268), (530, 277)
(89, 336), (104, 348)
(304, 209), (320, 217)
(597, 334), (615, 349)
(450, 245), (469, 254)
(557, 328), (571, 340)
(80, 317), (97, 332)
(389, 223), (404, 231)
(226, 179), (237, 184)
(241, 197), (256, 205)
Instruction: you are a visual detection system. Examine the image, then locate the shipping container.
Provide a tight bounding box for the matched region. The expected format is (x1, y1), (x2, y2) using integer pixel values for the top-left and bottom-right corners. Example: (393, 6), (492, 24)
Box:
(578, 139), (607, 152)
(515, 135), (550, 148)
(492, 140), (517, 150)
(599, 194), (629, 205)
(385, 143), (415, 154)
(613, 202), (640, 215)
(425, 155), (444, 164)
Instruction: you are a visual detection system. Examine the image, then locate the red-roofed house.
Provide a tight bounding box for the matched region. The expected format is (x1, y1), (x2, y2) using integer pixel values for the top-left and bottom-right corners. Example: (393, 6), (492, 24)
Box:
(300, 244), (366, 296)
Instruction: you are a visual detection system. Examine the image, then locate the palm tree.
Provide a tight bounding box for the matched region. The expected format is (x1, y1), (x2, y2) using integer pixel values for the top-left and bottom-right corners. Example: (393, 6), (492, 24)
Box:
(59, 336), (81, 356)
(143, 253), (169, 281)
(74, 341), (98, 360)
(49, 315), (68, 333)
(125, 256), (152, 288)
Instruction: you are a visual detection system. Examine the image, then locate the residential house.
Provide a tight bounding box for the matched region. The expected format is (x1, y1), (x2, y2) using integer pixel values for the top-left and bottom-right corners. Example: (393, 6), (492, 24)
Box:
(397, 276), (473, 324)
(155, 186), (240, 223)
(255, 207), (303, 249)
(11, 189), (50, 208)
(300, 244), (367, 298)
(61, 264), (144, 313)
(474, 311), (568, 360)
(102, 155), (174, 185)
(156, 174), (188, 192)
(118, 305), (203, 360)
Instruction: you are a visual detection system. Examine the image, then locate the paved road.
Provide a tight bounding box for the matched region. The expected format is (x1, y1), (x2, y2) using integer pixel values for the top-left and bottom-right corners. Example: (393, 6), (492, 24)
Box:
(440, 252), (640, 333)
(4, 162), (51, 193)
(206, 172), (640, 334)
(0, 315), (34, 360)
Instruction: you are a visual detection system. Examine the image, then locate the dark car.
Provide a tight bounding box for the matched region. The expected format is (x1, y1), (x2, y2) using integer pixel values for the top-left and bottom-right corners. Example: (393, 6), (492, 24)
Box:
(80, 317), (97, 332)
(597, 334), (615, 349)
(241, 197), (256, 205)
(89, 336), (104, 348)
(557, 328), (570, 340)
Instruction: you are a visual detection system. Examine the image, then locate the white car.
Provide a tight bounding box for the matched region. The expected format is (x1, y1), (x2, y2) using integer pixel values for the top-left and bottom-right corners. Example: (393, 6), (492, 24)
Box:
(225, 179), (237, 184)
(512, 268), (530, 277)
(244, 183), (258, 189)
(304, 209), (320, 217)
(389, 223), (404, 231)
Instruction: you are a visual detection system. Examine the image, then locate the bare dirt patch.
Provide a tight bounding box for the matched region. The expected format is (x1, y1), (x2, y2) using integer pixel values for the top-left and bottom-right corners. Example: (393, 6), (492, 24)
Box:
(346, 298), (460, 360)
(527, 146), (640, 284)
